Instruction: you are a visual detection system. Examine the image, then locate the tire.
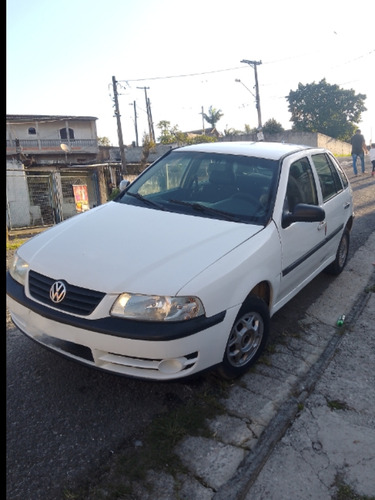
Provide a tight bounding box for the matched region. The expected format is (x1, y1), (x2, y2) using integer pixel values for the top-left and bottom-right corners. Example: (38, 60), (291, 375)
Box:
(218, 297), (270, 380)
(325, 228), (350, 276)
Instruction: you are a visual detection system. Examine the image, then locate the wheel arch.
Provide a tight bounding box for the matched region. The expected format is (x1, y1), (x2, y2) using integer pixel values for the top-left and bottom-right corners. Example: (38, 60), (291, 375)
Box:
(346, 215), (354, 233)
(248, 280), (272, 309)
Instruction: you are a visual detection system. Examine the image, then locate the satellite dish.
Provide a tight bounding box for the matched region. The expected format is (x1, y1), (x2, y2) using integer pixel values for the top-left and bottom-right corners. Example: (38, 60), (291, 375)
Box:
(60, 143), (71, 152)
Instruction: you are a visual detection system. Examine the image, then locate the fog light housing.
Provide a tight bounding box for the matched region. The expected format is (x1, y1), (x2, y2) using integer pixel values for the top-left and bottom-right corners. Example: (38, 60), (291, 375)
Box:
(158, 358), (186, 374)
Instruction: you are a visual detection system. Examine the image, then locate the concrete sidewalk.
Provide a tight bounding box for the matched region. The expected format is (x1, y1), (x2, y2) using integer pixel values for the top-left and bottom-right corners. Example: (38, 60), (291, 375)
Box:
(131, 233), (375, 500)
(244, 275), (375, 499)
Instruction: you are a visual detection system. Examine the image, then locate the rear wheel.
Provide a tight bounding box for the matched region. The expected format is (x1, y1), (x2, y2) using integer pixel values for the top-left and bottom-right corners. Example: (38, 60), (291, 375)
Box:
(218, 297), (270, 380)
(325, 228), (350, 275)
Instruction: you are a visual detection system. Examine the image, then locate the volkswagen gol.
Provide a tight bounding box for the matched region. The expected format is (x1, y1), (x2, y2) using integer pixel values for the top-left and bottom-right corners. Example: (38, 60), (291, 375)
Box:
(7, 142), (354, 380)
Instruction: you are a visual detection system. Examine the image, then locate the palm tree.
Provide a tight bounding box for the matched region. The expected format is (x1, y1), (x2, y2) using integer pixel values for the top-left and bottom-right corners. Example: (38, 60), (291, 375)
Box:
(203, 106), (224, 129)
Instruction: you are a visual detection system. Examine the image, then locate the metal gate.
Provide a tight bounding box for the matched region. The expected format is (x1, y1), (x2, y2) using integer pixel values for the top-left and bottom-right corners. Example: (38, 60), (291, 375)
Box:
(6, 169), (100, 231)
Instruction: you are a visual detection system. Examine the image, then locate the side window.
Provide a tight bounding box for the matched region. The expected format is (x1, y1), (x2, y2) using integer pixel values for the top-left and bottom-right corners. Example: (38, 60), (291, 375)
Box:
(60, 128), (75, 140)
(312, 153), (343, 201)
(328, 153), (349, 189)
(285, 158), (318, 212)
(28, 127), (36, 135)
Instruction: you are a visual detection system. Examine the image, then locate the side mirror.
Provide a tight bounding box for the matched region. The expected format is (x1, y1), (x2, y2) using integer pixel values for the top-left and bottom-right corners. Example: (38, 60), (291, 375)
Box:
(119, 180), (130, 191)
(282, 203), (325, 228)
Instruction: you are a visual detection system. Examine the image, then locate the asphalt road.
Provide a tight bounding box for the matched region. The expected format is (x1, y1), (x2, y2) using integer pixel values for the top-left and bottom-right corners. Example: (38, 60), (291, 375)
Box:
(6, 157), (375, 500)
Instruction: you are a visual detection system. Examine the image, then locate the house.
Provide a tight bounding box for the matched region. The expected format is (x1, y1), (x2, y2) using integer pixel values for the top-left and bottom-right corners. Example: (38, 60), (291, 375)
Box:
(6, 114), (99, 166)
(6, 115), (106, 230)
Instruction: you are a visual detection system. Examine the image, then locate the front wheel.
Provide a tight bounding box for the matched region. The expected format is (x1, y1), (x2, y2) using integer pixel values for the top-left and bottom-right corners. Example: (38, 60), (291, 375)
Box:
(218, 297), (270, 380)
(325, 228), (350, 275)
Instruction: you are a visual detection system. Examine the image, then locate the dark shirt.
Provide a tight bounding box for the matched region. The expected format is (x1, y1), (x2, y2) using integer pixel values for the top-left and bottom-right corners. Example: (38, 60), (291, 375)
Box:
(351, 133), (365, 155)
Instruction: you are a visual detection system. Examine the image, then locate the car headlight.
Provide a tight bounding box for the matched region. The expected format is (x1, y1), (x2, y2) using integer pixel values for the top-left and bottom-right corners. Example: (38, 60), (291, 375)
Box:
(9, 253), (29, 286)
(111, 293), (205, 321)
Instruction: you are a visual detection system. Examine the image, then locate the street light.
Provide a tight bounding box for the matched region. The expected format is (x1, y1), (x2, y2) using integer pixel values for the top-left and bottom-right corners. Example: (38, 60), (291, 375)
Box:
(235, 78), (256, 98)
(235, 78), (264, 140)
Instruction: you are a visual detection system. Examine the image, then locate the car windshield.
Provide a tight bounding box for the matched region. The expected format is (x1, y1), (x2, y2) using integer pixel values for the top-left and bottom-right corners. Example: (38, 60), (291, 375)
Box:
(116, 150), (280, 225)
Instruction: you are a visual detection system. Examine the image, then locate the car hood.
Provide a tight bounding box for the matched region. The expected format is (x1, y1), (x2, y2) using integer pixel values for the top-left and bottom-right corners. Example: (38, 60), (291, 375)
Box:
(19, 202), (262, 295)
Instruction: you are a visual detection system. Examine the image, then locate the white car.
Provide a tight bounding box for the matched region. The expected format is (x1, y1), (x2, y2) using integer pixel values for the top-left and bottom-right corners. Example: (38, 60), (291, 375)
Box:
(7, 142), (354, 381)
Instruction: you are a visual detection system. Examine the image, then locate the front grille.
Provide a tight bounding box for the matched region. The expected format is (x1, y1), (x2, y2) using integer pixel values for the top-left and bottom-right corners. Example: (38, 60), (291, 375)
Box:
(28, 270), (105, 316)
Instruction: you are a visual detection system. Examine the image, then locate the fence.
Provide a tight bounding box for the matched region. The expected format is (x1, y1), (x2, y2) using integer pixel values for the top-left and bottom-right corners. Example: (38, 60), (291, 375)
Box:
(6, 163), (141, 231)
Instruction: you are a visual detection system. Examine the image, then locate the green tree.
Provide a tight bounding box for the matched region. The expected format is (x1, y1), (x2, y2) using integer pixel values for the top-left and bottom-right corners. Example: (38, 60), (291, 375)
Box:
(244, 124), (254, 134)
(156, 121), (187, 145)
(157, 121), (173, 144)
(98, 136), (111, 146)
(186, 134), (217, 145)
(140, 133), (155, 168)
(262, 119), (284, 134)
(174, 130), (188, 146)
(203, 106), (224, 129)
(286, 79), (366, 141)
(223, 127), (242, 136)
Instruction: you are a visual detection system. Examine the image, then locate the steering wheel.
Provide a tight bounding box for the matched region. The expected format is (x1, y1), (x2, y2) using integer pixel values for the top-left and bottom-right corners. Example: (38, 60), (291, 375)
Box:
(232, 192), (259, 206)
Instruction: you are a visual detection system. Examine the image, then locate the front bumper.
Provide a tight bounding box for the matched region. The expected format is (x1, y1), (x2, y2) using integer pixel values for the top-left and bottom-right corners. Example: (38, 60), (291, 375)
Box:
(7, 273), (233, 381)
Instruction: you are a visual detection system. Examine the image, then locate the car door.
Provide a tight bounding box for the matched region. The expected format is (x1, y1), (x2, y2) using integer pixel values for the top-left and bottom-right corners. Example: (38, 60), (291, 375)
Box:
(274, 155), (327, 307)
(309, 152), (351, 261)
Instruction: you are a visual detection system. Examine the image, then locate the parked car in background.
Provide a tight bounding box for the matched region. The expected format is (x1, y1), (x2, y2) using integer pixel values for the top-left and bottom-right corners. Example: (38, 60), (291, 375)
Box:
(7, 142), (354, 381)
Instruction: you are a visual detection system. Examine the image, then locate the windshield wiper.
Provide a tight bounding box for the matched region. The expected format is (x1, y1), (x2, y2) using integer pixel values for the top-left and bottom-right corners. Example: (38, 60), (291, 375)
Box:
(168, 199), (241, 222)
(126, 192), (166, 210)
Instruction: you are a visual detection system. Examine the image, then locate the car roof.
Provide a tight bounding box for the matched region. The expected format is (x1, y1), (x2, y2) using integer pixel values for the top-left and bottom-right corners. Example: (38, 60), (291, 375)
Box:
(176, 141), (313, 160)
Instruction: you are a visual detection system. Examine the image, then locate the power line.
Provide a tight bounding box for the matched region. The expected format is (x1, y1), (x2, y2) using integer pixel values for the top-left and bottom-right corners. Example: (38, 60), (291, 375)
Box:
(120, 66), (246, 84)
(118, 49), (373, 86)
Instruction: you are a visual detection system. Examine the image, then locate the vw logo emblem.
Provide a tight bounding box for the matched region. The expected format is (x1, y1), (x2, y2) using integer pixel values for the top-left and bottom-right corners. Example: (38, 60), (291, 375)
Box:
(50, 281), (67, 303)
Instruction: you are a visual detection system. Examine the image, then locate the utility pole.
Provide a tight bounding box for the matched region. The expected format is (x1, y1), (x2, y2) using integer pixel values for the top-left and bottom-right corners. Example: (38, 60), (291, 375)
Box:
(15, 138), (21, 161)
(130, 101), (139, 147)
(147, 96), (155, 143)
(112, 76), (127, 174)
(200, 106), (205, 134)
(137, 86), (155, 143)
(240, 60), (263, 139)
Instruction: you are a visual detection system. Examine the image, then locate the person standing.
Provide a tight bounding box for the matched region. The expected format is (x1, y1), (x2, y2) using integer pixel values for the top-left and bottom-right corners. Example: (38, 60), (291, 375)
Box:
(350, 129), (367, 175)
(369, 143), (375, 177)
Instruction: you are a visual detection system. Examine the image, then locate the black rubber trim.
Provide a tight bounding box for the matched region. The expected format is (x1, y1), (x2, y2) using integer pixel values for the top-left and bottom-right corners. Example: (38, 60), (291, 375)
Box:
(282, 224), (343, 277)
(6, 272), (226, 341)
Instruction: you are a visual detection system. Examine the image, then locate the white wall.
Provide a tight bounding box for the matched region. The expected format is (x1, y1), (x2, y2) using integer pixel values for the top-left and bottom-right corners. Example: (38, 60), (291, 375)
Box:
(6, 160), (32, 227)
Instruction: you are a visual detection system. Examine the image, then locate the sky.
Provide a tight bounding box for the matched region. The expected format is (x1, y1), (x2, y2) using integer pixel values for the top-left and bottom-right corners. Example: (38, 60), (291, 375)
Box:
(6, 0), (375, 147)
